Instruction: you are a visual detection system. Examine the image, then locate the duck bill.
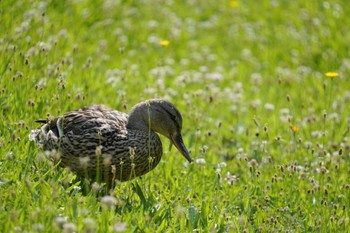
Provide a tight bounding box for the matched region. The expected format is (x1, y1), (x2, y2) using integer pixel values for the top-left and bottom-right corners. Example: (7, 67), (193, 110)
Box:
(171, 134), (193, 163)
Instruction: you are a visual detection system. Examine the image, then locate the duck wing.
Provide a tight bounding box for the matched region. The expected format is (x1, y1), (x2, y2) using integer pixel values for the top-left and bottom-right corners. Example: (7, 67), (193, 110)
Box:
(30, 105), (129, 153)
(62, 104), (128, 136)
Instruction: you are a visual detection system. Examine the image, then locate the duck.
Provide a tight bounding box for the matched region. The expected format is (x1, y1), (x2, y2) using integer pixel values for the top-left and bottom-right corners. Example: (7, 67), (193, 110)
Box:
(29, 99), (192, 186)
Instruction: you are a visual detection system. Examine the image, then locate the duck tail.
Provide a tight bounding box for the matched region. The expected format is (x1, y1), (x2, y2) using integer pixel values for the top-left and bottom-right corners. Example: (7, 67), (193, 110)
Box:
(35, 119), (48, 124)
(29, 120), (48, 144)
(29, 129), (43, 143)
(29, 118), (62, 150)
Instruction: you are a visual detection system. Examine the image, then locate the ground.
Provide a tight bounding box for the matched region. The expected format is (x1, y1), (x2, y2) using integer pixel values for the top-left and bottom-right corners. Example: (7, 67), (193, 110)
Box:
(1, 0), (350, 232)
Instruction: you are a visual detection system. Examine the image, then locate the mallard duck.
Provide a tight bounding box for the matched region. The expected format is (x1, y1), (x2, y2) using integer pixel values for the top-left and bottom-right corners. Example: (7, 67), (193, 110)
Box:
(29, 99), (192, 186)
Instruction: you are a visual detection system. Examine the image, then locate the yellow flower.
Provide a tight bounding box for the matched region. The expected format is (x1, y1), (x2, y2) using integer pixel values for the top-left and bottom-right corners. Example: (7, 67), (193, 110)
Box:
(160, 40), (170, 47)
(230, 0), (240, 8)
(290, 125), (298, 133)
(325, 71), (339, 78)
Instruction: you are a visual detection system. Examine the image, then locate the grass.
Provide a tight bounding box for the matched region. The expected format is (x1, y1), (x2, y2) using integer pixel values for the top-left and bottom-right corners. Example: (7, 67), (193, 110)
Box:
(1, 0), (350, 232)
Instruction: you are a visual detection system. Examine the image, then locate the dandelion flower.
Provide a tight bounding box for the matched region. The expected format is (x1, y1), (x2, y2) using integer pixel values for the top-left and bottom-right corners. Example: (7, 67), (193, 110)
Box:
(291, 125), (298, 133)
(230, 0), (240, 8)
(160, 40), (170, 47)
(325, 71), (339, 78)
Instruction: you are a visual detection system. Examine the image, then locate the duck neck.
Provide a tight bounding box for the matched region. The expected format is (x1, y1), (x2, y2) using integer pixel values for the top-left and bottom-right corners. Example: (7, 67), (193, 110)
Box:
(127, 103), (151, 131)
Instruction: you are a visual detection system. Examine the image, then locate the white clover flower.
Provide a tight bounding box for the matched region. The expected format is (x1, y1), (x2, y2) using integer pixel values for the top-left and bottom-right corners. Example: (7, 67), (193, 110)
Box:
(264, 103), (275, 111)
(62, 223), (77, 233)
(101, 195), (117, 210)
(218, 162), (227, 169)
(195, 158), (206, 165)
(79, 157), (90, 169)
(113, 222), (127, 232)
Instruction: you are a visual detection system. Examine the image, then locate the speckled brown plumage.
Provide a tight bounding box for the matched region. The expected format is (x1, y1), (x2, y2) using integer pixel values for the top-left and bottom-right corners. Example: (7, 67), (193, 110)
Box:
(30, 99), (192, 186)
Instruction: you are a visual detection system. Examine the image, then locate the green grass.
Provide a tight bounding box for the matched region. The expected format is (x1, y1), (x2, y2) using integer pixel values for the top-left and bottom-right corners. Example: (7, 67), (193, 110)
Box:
(1, 0), (350, 232)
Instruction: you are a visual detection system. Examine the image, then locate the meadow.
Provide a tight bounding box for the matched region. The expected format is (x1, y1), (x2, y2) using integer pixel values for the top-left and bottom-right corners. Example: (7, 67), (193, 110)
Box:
(1, 0), (350, 232)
